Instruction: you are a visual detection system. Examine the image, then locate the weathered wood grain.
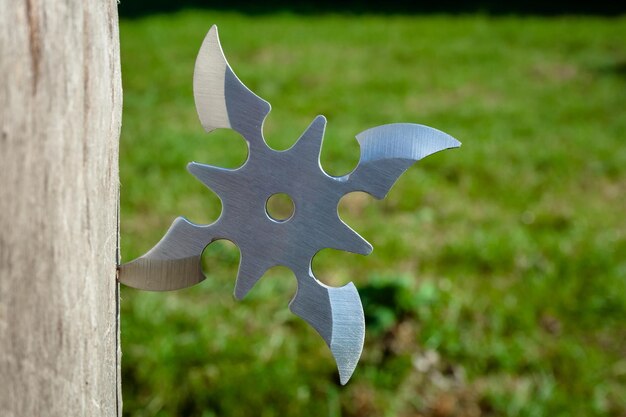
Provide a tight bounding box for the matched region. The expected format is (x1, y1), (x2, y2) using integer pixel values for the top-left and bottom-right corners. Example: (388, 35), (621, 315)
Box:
(0, 1), (122, 416)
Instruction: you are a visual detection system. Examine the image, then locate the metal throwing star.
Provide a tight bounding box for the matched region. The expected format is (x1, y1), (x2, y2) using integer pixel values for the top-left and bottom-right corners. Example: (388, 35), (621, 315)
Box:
(119, 25), (461, 384)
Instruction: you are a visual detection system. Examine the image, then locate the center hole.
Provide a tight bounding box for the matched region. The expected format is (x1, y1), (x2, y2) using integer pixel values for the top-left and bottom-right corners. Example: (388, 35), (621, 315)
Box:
(266, 193), (295, 222)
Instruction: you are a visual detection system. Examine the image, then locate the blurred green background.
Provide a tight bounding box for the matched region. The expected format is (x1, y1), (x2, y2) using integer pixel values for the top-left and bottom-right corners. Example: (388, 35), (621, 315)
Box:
(118, 6), (626, 417)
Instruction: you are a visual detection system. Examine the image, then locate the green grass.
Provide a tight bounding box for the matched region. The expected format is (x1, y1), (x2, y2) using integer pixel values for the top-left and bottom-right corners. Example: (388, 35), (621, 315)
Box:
(119, 10), (626, 417)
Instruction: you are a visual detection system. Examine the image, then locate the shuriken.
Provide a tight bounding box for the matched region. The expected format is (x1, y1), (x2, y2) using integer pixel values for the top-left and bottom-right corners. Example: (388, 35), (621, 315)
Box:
(119, 25), (460, 384)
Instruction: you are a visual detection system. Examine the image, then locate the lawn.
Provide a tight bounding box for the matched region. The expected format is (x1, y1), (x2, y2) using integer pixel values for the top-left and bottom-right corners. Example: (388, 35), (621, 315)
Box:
(119, 10), (626, 417)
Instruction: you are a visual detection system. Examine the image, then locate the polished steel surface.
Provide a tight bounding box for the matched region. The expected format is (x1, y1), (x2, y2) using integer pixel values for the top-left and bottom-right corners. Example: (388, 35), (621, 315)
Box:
(119, 25), (460, 384)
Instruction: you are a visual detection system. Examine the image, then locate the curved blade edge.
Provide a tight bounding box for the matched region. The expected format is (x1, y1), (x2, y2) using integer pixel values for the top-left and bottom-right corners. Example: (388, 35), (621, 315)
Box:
(289, 272), (364, 385)
(193, 25), (230, 132)
(346, 123), (461, 198)
(119, 217), (211, 291)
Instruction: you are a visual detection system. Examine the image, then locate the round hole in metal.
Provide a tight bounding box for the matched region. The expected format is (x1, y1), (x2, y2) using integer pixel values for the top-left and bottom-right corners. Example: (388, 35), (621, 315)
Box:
(266, 193), (295, 222)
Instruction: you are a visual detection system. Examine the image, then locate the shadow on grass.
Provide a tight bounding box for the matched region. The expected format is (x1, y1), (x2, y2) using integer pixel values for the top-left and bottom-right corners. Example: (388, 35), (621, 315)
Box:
(597, 59), (626, 79)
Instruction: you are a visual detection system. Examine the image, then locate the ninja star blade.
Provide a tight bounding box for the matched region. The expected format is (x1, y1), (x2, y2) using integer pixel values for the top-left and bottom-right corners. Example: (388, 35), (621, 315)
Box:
(119, 217), (212, 291)
(193, 25), (270, 147)
(119, 24), (461, 385)
(289, 271), (365, 385)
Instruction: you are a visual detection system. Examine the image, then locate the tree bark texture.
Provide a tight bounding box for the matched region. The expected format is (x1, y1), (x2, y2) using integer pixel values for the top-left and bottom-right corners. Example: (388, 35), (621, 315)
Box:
(0, 1), (122, 416)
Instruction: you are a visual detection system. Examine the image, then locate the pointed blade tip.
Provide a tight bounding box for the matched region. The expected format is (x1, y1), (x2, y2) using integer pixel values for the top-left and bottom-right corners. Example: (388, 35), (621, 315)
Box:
(328, 281), (365, 387)
(186, 161), (199, 171)
(339, 370), (353, 385)
(331, 343), (360, 386)
(208, 25), (219, 40)
(449, 137), (462, 149)
(333, 221), (373, 255)
(186, 162), (203, 179)
(233, 288), (246, 301)
(343, 236), (372, 256)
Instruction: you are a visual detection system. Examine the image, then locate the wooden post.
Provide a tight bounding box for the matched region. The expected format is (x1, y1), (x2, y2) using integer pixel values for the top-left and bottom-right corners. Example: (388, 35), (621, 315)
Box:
(0, 1), (122, 416)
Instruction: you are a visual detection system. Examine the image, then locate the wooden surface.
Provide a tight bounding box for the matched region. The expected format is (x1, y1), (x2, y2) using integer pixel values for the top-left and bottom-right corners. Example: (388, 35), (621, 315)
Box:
(0, 1), (122, 416)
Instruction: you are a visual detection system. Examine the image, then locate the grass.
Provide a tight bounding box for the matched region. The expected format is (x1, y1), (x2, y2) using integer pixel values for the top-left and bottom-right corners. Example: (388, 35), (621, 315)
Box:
(119, 10), (626, 417)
